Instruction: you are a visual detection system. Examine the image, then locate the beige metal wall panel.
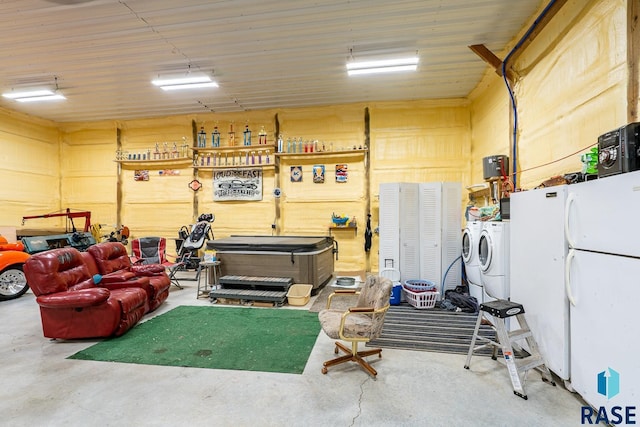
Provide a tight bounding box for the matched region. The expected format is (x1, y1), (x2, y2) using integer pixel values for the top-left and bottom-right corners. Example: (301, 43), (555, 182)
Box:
(276, 105), (367, 272)
(197, 169), (277, 240)
(513, 0), (627, 189)
(468, 69), (511, 186)
(59, 124), (119, 231)
(118, 116), (194, 245)
(367, 100), (470, 271)
(0, 107), (61, 230)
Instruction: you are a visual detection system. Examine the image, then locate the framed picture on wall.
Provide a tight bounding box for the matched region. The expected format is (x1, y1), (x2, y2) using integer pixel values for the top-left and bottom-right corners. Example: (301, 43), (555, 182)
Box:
(213, 168), (262, 201)
(313, 165), (325, 183)
(335, 164), (348, 183)
(134, 170), (149, 181)
(290, 166), (303, 182)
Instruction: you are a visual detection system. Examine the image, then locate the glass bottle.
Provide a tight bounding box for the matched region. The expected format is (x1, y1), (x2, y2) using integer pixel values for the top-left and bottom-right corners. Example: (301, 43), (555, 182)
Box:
(228, 123), (236, 146)
(243, 124), (252, 146)
(259, 126), (268, 145)
(198, 127), (207, 148)
(298, 137), (303, 153)
(211, 126), (220, 148)
(277, 134), (284, 153)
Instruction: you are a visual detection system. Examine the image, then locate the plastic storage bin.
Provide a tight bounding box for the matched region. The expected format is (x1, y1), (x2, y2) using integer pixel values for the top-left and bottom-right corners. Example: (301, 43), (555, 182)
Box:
(286, 284), (313, 306)
(380, 268), (402, 305)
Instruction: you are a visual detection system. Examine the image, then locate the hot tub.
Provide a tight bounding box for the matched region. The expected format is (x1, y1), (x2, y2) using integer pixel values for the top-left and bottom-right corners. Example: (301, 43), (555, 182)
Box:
(206, 236), (335, 291)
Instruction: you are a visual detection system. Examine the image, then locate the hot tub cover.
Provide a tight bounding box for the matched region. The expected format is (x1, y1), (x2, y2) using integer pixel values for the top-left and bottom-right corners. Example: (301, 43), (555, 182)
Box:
(207, 235), (333, 252)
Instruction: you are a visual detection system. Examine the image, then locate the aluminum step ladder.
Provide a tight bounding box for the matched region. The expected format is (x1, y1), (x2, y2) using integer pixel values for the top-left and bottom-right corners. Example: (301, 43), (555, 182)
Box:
(464, 300), (556, 400)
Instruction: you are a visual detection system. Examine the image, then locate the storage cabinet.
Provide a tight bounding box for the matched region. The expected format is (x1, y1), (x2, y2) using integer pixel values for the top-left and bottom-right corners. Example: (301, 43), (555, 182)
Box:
(379, 182), (461, 294)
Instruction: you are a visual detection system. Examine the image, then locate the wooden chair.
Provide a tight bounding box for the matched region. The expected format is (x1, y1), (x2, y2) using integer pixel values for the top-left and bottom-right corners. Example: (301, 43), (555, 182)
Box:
(318, 275), (392, 377)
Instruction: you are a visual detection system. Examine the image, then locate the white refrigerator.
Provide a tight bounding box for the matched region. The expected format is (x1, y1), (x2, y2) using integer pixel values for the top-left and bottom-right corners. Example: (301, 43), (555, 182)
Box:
(565, 172), (640, 411)
(511, 171), (640, 411)
(510, 185), (570, 380)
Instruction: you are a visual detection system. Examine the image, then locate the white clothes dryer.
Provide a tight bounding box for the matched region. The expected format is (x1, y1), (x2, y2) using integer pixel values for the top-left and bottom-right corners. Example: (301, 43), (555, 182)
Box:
(461, 220), (483, 303)
(478, 221), (510, 301)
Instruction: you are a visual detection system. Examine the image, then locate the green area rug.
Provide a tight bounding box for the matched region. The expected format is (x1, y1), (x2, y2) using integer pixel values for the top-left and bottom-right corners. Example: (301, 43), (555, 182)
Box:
(69, 306), (321, 374)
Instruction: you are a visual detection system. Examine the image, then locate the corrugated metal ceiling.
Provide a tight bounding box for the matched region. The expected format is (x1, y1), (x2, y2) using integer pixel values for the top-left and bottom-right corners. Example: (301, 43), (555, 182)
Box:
(0, 0), (543, 122)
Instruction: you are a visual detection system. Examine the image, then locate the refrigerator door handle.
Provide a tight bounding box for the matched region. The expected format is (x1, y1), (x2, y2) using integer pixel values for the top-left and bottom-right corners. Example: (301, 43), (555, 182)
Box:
(564, 192), (576, 248)
(565, 248), (577, 306)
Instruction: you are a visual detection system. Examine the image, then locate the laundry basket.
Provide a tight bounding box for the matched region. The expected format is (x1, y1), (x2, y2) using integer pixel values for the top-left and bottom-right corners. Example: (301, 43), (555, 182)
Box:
(403, 280), (439, 309)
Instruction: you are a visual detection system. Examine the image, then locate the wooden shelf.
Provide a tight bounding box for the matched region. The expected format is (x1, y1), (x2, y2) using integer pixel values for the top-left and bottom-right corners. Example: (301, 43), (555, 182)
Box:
(329, 225), (358, 236)
(193, 164), (275, 171)
(115, 158), (192, 169)
(275, 148), (367, 158)
(192, 144), (275, 153)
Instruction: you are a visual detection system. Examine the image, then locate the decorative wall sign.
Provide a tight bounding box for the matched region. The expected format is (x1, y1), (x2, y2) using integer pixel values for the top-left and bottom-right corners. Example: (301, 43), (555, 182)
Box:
(335, 164), (348, 183)
(188, 179), (202, 192)
(313, 165), (325, 183)
(134, 170), (149, 181)
(158, 169), (180, 176)
(214, 168), (262, 201)
(290, 166), (303, 182)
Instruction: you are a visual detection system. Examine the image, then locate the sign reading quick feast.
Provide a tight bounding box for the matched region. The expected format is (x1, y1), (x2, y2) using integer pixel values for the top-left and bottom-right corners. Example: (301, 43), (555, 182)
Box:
(581, 367), (636, 425)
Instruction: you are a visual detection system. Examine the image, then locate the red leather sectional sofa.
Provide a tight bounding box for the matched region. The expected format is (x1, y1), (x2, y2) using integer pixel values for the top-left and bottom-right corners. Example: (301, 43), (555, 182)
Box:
(24, 243), (172, 340)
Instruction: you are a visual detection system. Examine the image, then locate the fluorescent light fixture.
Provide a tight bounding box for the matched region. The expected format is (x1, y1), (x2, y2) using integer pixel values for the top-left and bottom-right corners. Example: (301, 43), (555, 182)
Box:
(2, 89), (66, 102)
(347, 56), (419, 76)
(151, 74), (218, 91)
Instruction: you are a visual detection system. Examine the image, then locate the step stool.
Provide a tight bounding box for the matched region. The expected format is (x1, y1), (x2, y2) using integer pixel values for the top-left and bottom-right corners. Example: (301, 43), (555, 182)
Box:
(464, 300), (556, 400)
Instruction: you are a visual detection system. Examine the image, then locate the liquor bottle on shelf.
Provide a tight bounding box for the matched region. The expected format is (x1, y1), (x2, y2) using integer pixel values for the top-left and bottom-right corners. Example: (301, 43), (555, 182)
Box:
(259, 126), (267, 145)
(154, 143), (161, 160)
(146, 148), (151, 160)
(277, 134), (284, 153)
(181, 136), (189, 157)
(172, 142), (179, 159)
(287, 138), (292, 153)
(163, 142), (169, 159)
(266, 149), (271, 164)
(228, 123), (236, 146)
(243, 124), (252, 146)
(198, 127), (207, 148)
(211, 126), (220, 148)
(298, 137), (303, 153)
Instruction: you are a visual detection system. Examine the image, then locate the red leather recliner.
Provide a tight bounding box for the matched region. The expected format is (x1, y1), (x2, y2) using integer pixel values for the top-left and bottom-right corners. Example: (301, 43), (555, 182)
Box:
(80, 251), (152, 314)
(24, 247), (148, 340)
(87, 242), (171, 312)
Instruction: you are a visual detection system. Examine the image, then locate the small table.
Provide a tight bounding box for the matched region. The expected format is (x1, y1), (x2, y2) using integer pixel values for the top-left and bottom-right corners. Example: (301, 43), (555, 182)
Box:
(196, 260), (222, 299)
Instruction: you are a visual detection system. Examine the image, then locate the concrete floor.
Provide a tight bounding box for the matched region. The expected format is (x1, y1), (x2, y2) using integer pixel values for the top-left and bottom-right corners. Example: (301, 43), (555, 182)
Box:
(1, 272), (588, 427)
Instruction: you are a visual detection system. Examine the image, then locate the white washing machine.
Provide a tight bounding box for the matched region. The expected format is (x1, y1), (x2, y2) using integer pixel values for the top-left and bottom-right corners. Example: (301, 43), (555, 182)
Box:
(478, 221), (510, 301)
(461, 220), (483, 303)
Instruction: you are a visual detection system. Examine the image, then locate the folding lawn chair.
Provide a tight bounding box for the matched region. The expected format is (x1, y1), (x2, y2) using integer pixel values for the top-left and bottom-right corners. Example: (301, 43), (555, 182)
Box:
(131, 237), (184, 289)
